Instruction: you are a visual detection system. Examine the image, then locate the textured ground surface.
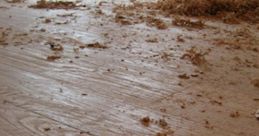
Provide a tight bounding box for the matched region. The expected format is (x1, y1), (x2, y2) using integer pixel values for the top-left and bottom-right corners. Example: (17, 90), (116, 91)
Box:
(0, 0), (259, 136)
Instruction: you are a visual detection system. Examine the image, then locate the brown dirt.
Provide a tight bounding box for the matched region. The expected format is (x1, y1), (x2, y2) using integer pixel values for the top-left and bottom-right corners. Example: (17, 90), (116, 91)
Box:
(178, 74), (190, 79)
(47, 55), (61, 61)
(173, 17), (205, 29)
(251, 79), (259, 88)
(156, 0), (259, 23)
(230, 111), (240, 118)
(181, 47), (208, 66)
(146, 16), (168, 30)
(85, 42), (108, 49)
(140, 116), (151, 127)
(30, 0), (77, 9)
(5, 0), (23, 3)
(46, 41), (64, 51)
(158, 119), (168, 129)
(113, 0), (258, 26)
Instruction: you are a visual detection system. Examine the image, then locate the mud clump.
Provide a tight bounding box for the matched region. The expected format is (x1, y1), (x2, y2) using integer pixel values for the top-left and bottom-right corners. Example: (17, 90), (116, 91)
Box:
(146, 16), (168, 30)
(85, 42), (108, 49)
(178, 74), (190, 79)
(251, 79), (259, 88)
(115, 15), (133, 25)
(46, 41), (64, 51)
(181, 47), (208, 66)
(230, 111), (240, 118)
(158, 119), (168, 129)
(173, 17), (205, 29)
(140, 116), (151, 127)
(30, 0), (77, 9)
(256, 109), (259, 120)
(5, 0), (23, 3)
(47, 55), (61, 61)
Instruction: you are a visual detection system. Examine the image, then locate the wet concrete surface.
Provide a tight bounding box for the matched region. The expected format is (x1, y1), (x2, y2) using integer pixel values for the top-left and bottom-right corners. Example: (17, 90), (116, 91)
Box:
(0, 0), (259, 136)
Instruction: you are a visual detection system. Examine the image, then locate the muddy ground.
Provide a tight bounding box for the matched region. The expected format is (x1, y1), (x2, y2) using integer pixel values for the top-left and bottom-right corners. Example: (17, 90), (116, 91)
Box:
(0, 0), (259, 136)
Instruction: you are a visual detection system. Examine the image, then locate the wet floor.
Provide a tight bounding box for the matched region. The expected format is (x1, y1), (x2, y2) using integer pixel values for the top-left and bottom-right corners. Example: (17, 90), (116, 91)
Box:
(0, 0), (259, 136)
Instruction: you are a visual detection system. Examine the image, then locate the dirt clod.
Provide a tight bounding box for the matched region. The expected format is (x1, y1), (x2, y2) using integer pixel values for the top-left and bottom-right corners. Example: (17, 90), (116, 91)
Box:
(181, 47), (207, 65)
(251, 79), (259, 88)
(47, 55), (61, 61)
(230, 111), (240, 118)
(256, 109), (259, 120)
(173, 18), (205, 29)
(140, 116), (151, 127)
(30, 0), (77, 9)
(86, 42), (107, 49)
(159, 119), (168, 128)
(178, 74), (190, 79)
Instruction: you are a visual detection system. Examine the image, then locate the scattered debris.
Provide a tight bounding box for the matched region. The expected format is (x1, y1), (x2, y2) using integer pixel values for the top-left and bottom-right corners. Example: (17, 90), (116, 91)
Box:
(115, 15), (132, 25)
(146, 16), (168, 30)
(5, 0), (23, 3)
(230, 111), (240, 118)
(181, 47), (208, 65)
(178, 74), (190, 79)
(43, 127), (51, 131)
(46, 41), (64, 51)
(156, 129), (174, 136)
(176, 35), (185, 42)
(210, 100), (222, 106)
(256, 109), (259, 120)
(204, 120), (214, 129)
(85, 42), (108, 49)
(44, 18), (51, 23)
(159, 119), (168, 128)
(47, 55), (61, 61)
(160, 108), (167, 113)
(140, 116), (151, 127)
(81, 93), (87, 96)
(173, 17), (205, 29)
(146, 37), (158, 43)
(251, 79), (259, 88)
(160, 52), (171, 61)
(30, 0), (78, 9)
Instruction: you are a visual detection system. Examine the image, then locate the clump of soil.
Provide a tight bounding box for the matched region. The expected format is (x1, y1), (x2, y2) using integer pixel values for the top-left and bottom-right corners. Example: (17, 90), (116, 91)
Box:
(156, 129), (174, 136)
(46, 41), (64, 51)
(251, 79), (259, 88)
(5, 0), (23, 3)
(214, 27), (258, 50)
(256, 109), (259, 120)
(155, 0), (259, 23)
(181, 47), (208, 65)
(204, 120), (214, 129)
(47, 55), (61, 61)
(146, 16), (168, 29)
(178, 74), (190, 79)
(158, 119), (168, 128)
(173, 17), (205, 29)
(230, 111), (240, 118)
(146, 37), (158, 43)
(140, 116), (151, 127)
(113, 3), (168, 29)
(85, 42), (108, 49)
(140, 116), (173, 135)
(30, 0), (77, 9)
